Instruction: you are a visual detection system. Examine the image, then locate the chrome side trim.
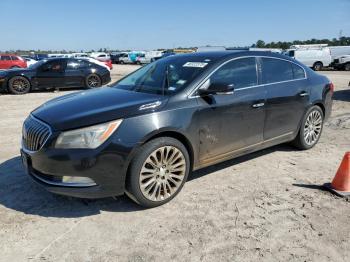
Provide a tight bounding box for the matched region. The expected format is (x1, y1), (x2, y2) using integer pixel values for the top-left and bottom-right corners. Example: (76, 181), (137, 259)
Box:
(197, 132), (294, 168)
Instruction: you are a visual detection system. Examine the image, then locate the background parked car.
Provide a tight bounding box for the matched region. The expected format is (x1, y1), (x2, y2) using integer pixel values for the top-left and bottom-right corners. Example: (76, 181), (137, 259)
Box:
(285, 44), (332, 71)
(0, 58), (111, 94)
(333, 55), (350, 71)
(31, 53), (49, 61)
(110, 52), (128, 64)
(23, 57), (38, 67)
(90, 52), (113, 70)
(118, 53), (133, 64)
(0, 54), (27, 69)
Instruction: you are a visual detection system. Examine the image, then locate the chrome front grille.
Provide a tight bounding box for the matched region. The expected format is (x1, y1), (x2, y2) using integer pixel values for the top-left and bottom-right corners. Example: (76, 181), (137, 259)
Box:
(22, 116), (51, 151)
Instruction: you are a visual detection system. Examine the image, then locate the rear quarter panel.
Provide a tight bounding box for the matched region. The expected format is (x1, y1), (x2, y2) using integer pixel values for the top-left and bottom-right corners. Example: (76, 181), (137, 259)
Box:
(308, 72), (332, 120)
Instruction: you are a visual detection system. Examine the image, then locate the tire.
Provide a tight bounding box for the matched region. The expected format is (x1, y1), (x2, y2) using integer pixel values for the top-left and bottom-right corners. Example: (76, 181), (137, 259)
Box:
(313, 62), (323, 71)
(85, 74), (101, 89)
(8, 76), (31, 94)
(120, 60), (124, 64)
(344, 63), (350, 71)
(126, 137), (190, 208)
(136, 61), (141, 65)
(292, 105), (324, 150)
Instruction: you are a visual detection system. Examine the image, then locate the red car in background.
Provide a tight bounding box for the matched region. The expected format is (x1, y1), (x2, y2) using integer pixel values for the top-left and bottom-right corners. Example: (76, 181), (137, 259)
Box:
(0, 54), (27, 69)
(103, 59), (113, 70)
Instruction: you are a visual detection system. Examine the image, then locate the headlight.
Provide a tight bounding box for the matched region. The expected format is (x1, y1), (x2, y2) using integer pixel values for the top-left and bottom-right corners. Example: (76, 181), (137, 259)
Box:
(55, 119), (123, 149)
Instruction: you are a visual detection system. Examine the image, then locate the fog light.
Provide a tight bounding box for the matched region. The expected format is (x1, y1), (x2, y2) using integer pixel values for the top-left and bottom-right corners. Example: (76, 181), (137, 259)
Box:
(62, 176), (96, 186)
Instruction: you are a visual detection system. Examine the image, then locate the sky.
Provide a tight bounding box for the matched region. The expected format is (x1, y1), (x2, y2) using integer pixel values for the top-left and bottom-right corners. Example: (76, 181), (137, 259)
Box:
(0, 0), (349, 51)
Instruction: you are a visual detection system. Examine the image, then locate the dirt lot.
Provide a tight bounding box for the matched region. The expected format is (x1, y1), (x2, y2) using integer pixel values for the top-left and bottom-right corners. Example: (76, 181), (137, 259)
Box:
(0, 65), (349, 262)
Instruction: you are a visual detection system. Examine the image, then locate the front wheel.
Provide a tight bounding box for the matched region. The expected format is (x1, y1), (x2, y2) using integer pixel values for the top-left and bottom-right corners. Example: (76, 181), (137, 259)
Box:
(292, 105), (324, 150)
(8, 76), (31, 94)
(126, 137), (190, 208)
(85, 74), (101, 89)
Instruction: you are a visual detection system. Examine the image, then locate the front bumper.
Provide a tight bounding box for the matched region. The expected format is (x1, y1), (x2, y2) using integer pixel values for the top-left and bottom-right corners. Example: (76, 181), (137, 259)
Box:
(21, 136), (133, 199)
(0, 78), (6, 92)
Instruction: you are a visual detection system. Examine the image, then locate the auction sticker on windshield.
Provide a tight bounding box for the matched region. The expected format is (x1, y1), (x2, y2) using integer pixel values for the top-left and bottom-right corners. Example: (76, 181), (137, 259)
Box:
(183, 62), (208, 68)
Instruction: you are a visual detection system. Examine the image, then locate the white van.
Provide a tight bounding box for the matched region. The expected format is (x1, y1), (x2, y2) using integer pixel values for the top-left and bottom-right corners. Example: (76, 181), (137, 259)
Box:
(286, 48), (332, 71)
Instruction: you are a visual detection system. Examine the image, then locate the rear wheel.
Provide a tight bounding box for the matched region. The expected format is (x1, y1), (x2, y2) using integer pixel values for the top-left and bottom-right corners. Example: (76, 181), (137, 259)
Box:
(85, 74), (101, 89)
(344, 63), (350, 71)
(292, 105), (324, 150)
(8, 76), (31, 94)
(313, 62), (323, 71)
(126, 137), (190, 208)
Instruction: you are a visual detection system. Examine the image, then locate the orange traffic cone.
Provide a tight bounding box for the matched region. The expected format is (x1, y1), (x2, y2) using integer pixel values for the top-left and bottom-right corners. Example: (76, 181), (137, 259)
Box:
(324, 152), (350, 197)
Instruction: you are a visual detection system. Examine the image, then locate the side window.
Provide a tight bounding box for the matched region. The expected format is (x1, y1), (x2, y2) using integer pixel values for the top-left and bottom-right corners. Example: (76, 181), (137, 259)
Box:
(41, 60), (64, 72)
(66, 60), (81, 69)
(11, 56), (19, 60)
(1, 55), (11, 61)
(210, 57), (257, 89)
(292, 63), (305, 79)
(261, 58), (293, 84)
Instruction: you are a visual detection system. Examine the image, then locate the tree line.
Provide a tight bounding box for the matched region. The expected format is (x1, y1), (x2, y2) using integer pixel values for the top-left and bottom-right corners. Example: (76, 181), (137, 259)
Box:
(252, 36), (350, 50)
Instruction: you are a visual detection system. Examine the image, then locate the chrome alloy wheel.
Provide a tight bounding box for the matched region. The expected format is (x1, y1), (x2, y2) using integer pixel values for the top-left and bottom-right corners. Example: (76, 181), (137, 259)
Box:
(87, 75), (100, 88)
(12, 78), (29, 92)
(139, 146), (186, 202)
(303, 110), (323, 145)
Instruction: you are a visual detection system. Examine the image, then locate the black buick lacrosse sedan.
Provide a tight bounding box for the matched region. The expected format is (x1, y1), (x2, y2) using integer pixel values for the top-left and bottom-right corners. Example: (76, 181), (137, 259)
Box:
(21, 51), (333, 207)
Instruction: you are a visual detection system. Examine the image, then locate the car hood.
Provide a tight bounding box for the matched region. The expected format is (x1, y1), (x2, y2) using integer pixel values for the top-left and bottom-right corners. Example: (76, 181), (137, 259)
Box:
(32, 87), (167, 131)
(0, 67), (32, 77)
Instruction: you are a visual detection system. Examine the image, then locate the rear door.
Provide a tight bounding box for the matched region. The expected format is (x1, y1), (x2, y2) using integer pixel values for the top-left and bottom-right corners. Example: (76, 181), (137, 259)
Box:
(259, 57), (309, 140)
(34, 59), (66, 88)
(64, 59), (87, 87)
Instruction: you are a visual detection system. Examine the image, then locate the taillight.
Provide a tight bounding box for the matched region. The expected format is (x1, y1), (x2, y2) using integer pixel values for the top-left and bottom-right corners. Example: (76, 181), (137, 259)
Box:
(328, 82), (334, 93)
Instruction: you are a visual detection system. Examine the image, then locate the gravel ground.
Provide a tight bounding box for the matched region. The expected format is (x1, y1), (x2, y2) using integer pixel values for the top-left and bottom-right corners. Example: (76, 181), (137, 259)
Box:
(0, 66), (349, 262)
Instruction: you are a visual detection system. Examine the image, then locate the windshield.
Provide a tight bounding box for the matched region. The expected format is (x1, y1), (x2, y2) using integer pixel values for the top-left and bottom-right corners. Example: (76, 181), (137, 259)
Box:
(111, 56), (214, 95)
(30, 60), (47, 69)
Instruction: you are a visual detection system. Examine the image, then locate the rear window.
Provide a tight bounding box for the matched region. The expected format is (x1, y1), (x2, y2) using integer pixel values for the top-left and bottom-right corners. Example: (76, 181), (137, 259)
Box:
(261, 58), (293, 84)
(292, 63), (305, 79)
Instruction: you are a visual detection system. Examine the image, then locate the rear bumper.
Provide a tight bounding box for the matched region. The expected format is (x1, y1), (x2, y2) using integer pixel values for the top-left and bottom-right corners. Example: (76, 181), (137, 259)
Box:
(101, 73), (111, 85)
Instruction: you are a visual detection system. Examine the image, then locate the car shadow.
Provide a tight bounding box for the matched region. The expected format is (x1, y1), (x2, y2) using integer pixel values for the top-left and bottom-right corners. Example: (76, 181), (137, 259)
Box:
(0, 156), (144, 218)
(0, 144), (295, 218)
(333, 89), (350, 102)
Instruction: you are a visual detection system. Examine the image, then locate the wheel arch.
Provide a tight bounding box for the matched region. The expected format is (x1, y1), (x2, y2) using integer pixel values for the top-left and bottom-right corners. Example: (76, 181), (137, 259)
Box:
(123, 129), (195, 189)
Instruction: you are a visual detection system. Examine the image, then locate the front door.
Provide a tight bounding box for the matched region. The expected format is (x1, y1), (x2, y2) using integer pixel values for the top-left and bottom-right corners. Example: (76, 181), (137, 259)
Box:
(196, 57), (266, 163)
(34, 59), (66, 88)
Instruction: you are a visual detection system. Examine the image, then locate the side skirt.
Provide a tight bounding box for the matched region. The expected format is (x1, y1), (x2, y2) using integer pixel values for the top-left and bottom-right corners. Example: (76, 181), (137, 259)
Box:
(194, 132), (295, 170)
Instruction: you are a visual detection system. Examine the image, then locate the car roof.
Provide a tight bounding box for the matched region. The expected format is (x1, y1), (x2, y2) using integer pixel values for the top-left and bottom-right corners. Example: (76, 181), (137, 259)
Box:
(168, 51), (296, 64)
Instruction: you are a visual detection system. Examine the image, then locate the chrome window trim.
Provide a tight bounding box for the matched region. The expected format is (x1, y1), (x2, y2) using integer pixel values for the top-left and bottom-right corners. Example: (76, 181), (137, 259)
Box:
(188, 55), (307, 98)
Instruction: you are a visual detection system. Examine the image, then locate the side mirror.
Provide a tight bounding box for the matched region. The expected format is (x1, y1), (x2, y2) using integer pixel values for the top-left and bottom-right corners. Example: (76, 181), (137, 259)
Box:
(198, 82), (234, 96)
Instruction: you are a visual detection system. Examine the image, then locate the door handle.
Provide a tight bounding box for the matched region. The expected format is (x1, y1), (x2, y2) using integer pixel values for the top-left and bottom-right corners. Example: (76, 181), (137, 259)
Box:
(299, 91), (309, 97)
(252, 102), (265, 108)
